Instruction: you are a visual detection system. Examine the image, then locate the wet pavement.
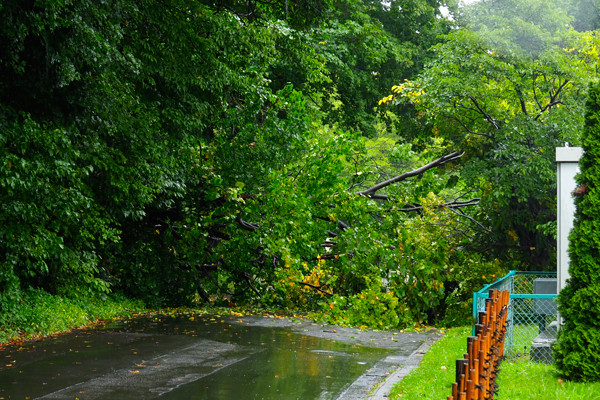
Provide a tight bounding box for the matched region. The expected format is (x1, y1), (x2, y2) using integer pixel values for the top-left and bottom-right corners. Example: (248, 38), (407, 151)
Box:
(0, 314), (439, 399)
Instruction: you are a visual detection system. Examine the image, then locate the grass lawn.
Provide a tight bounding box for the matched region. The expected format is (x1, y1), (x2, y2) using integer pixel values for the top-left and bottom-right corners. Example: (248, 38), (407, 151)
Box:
(388, 326), (471, 399)
(496, 360), (600, 400)
(0, 290), (145, 345)
(388, 326), (600, 400)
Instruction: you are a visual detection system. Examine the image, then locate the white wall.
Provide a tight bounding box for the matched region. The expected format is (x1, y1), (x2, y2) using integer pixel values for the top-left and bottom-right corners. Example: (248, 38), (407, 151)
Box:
(556, 147), (583, 294)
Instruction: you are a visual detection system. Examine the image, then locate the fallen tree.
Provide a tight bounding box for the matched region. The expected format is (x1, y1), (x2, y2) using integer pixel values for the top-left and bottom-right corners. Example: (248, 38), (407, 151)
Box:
(141, 134), (499, 328)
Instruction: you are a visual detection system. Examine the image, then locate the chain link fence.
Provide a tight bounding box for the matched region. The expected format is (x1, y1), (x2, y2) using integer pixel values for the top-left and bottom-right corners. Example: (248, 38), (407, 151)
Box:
(473, 271), (558, 363)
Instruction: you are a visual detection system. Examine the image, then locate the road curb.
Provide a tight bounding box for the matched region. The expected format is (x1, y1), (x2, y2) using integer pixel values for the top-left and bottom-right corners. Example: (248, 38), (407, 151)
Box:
(366, 334), (441, 400)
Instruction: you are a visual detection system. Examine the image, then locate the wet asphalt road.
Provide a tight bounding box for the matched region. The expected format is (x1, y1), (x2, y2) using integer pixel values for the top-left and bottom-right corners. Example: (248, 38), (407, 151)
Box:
(0, 314), (439, 400)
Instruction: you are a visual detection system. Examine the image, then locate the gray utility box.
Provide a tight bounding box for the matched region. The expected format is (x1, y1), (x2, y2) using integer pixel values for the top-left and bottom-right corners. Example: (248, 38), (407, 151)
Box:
(533, 278), (557, 316)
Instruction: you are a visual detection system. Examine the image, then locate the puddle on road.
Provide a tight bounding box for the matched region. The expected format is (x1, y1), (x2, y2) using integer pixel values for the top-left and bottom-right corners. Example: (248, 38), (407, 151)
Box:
(0, 315), (391, 399)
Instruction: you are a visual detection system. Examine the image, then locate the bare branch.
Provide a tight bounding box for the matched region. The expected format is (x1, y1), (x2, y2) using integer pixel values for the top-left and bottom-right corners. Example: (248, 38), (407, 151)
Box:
(449, 207), (492, 234)
(454, 99), (481, 114)
(242, 272), (261, 298)
(320, 240), (338, 248)
(532, 72), (543, 110)
(534, 79), (570, 121)
(298, 282), (333, 296)
(345, 172), (370, 192)
(316, 215), (350, 231)
(452, 115), (494, 139)
(337, 220), (350, 230)
(236, 216), (260, 231)
(534, 99), (565, 121)
(357, 151), (464, 197)
(365, 193), (392, 201)
(516, 90), (528, 116)
(397, 197), (480, 212)
(467, 95), (500, 130)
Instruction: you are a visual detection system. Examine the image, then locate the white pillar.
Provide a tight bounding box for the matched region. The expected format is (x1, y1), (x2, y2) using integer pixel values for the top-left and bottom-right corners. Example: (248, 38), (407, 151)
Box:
(556, 147), (583, 294)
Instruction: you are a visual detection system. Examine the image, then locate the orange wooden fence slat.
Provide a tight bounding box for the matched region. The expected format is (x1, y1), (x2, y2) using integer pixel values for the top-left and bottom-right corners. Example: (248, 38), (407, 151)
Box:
(441, 290), (509, 400)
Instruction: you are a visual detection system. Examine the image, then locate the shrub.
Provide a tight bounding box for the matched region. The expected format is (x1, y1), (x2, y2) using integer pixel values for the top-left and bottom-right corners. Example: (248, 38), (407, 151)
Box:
(323, 276), (401, 329)
(554, 82), (600, 382)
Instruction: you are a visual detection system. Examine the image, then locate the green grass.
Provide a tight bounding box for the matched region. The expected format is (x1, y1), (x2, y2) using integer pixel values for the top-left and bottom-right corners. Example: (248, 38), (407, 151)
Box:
(497, 360), (600, 400)
(0, 289), (145, 344)
(388, 326), (471, 399)
(0, 291), (318, 346)
(388, 326), (600, 400)
(0, 290), (325, 346)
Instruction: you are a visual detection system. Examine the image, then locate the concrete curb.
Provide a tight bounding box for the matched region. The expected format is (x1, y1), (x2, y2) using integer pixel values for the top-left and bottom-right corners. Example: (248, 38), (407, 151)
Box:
(365, 335), (441, 400)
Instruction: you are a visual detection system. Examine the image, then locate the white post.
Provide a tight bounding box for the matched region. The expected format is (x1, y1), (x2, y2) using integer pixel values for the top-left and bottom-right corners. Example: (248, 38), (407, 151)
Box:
(556, 146), (583, 295)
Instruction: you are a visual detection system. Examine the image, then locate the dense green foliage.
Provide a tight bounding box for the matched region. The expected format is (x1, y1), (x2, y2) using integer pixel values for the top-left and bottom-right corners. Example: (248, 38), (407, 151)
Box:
(0, 0), (462, 326)
(383, 0), (595, 268)
(1, 0), (600, 332)
(555, 82), (600, 382)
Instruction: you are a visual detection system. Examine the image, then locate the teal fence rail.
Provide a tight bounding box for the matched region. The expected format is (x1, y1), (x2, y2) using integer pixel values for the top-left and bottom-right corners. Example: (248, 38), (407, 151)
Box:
(473, 271), (558, 363)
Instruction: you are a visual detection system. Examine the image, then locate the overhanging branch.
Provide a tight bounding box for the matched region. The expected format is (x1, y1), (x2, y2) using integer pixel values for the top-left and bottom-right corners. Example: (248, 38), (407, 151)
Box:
(236, 216), (260, 231)
(467, 95), (500, 130)
(449, 207), (492, 234)
(356, 151), (464, 197)
(398, 197), (480, 212)
(298, 281), (333, 296)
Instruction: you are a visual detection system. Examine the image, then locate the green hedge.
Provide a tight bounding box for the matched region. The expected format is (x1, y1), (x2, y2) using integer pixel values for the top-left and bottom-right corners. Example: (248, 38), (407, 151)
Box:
(554, 82), (600, 382)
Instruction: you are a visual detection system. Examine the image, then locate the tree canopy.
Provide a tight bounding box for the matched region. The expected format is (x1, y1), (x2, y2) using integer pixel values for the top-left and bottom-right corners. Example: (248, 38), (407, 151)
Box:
(1, 0), (599, 330)
(383, 0), (598, 268)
